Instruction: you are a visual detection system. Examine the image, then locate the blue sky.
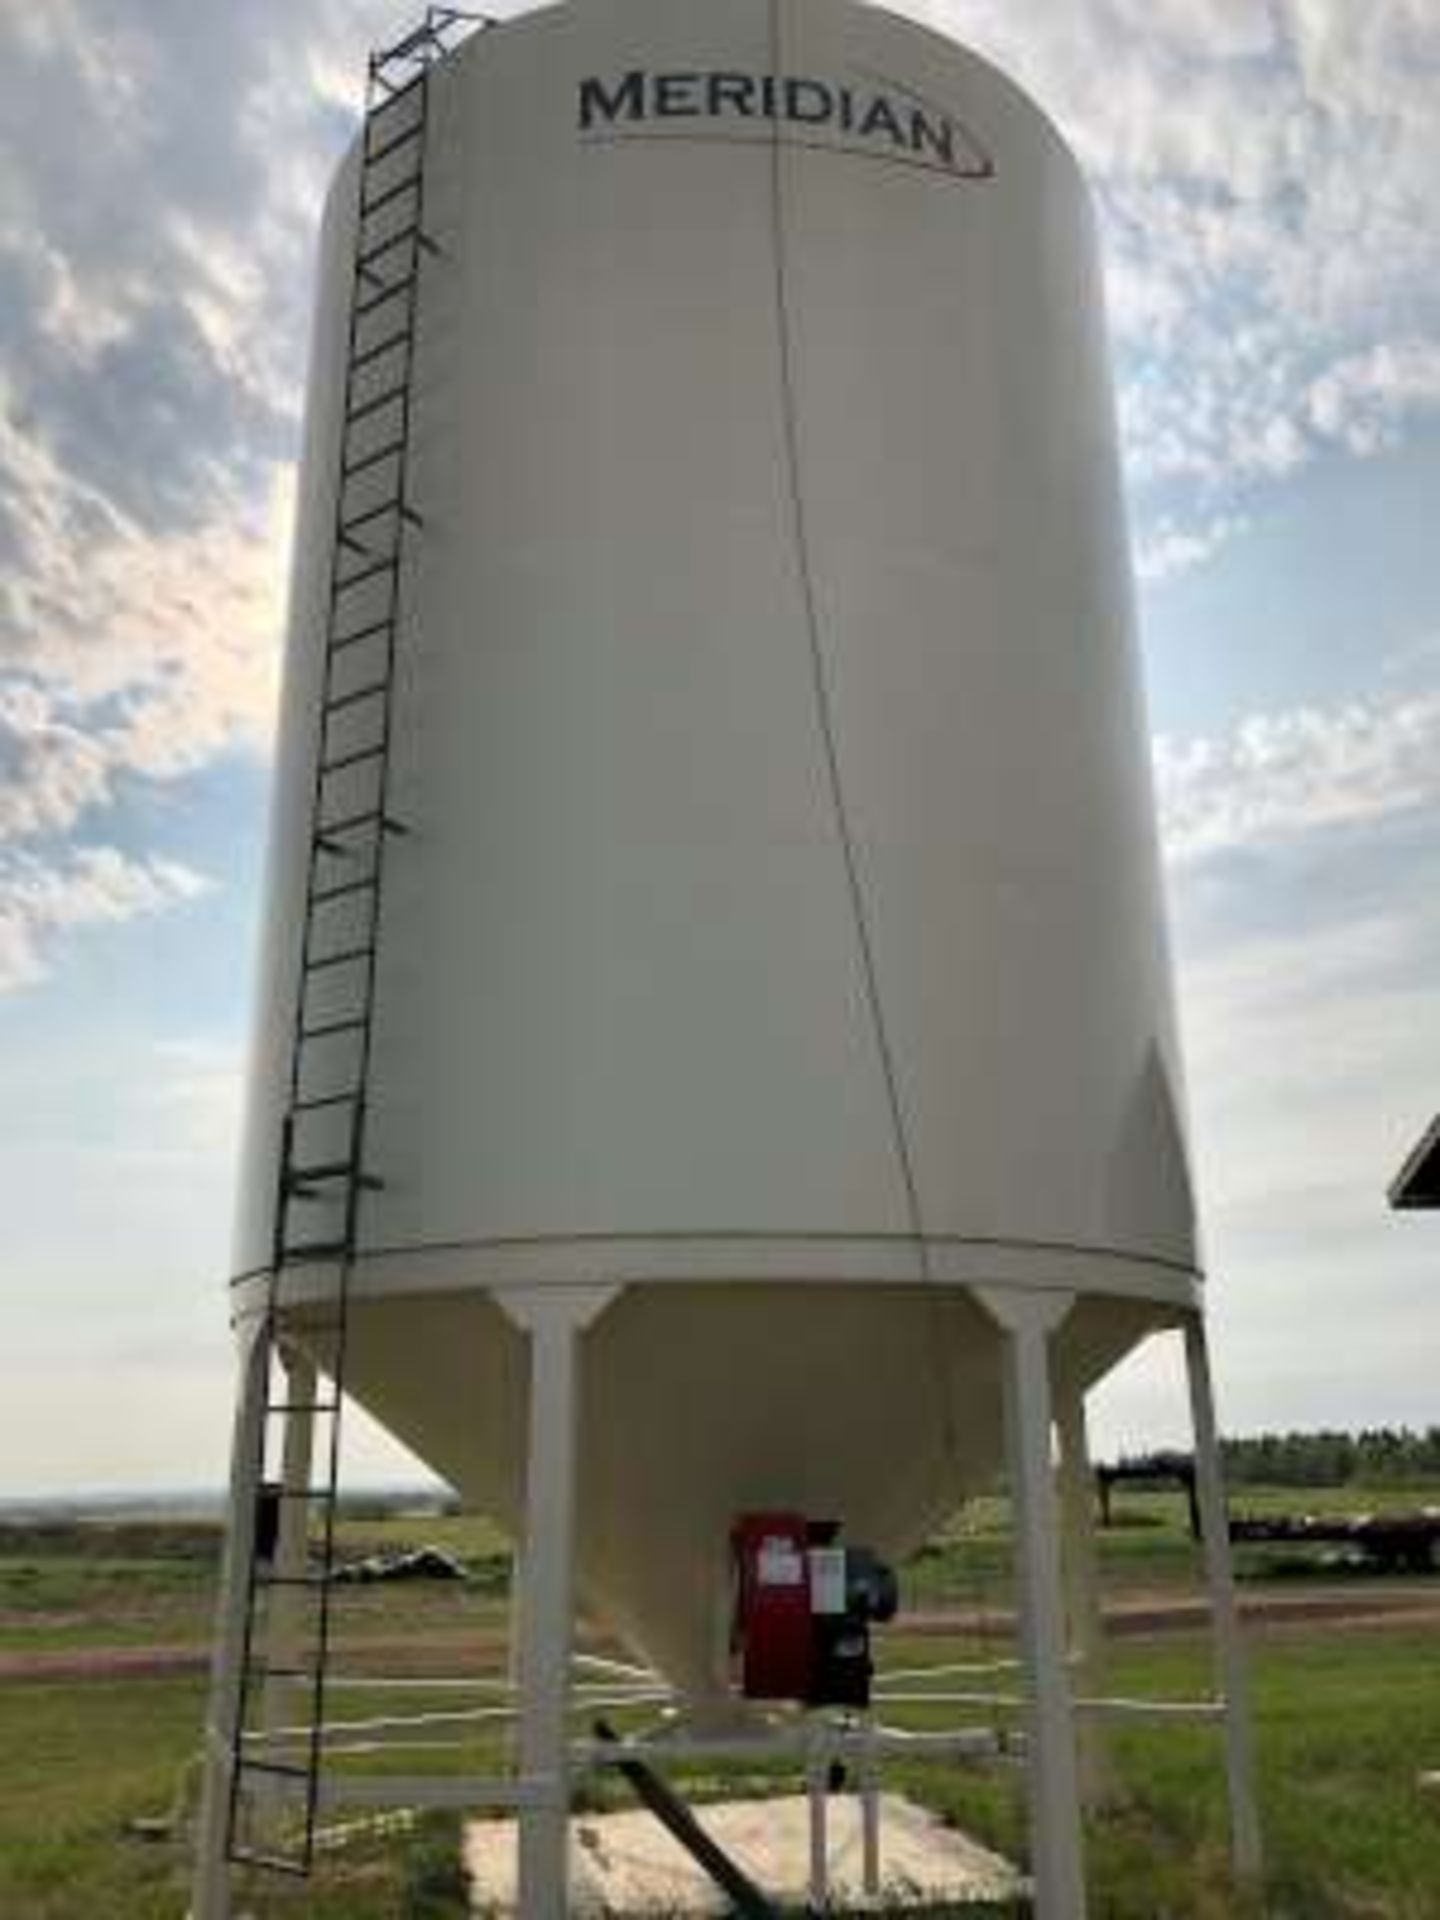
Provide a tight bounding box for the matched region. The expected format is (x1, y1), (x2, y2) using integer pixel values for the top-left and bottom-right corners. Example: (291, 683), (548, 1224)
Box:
(2, 0), (1439, 1493)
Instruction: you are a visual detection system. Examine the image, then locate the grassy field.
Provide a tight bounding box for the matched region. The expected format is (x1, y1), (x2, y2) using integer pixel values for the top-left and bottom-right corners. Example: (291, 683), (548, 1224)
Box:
(4, 1489), (1439, 1917)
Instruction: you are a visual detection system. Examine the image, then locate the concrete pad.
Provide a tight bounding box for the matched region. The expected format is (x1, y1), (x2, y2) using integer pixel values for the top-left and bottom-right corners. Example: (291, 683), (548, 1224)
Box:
(464, 1792), (1022, 1912)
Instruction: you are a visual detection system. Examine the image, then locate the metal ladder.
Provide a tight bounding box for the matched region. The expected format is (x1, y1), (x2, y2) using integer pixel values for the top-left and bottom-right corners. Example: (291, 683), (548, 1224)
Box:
(224, 8), (487, 1878)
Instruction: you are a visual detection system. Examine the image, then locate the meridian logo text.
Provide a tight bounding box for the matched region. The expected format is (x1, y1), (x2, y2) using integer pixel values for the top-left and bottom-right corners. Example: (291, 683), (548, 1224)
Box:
(578, 70), (994, 177)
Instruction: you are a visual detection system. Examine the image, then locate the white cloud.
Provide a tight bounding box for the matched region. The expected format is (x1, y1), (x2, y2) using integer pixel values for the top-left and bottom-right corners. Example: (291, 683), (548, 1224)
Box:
(1171, 890), (1440, 1433)
(0, 0), (334, 867)
(1155, 686), (1440, 864)
(136, 1037), (247, 1161)
(0, 385), (290, 818)
(3, 0), (1440, 1480)
(0, 682), (114, 839)
(1137, 667), (1440, 1437)
(917, 0), (1440, 542)
(1306, 339), (1440, 457)
(1286, 0), (1440, 125)
(1135, 509), (1248, 584)
(7, 460), (291, 766)
(0, 0), (1435, 1005)
(0, 843), (211, 990)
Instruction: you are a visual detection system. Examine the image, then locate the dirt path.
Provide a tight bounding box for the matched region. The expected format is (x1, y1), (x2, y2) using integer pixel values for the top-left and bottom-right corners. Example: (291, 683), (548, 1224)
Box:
(6, 1584), (1438, 1684)
(901, 1581), (1440, 1643)
(0, 1627), (510, 1685)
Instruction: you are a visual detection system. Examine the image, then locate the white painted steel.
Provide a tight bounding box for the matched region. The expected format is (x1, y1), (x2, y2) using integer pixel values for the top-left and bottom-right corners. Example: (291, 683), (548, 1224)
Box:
(575, 1727), (1005, 1765)
(498, 1286), (618, 1920)
(192, 1322), (266, 1920)
(232, 0), (1199, 1699)
(808, 1754), (829, 1909)
(981, 1287), (1087, 1919)
(1056, 1375), (1110, 1807)
(861, 1727), (882, 1896)
(1185, 1316), (1264, 1881)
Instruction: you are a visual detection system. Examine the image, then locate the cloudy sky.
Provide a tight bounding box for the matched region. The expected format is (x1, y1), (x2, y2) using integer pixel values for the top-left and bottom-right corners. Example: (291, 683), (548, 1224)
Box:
(2, 0), (1438, 1495)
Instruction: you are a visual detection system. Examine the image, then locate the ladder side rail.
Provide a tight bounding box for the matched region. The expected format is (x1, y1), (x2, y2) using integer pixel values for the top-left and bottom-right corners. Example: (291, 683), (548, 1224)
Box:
(296, 48), (437, 1860)
(225, 40), (419, 1874)
(222, 5), (479, 1877)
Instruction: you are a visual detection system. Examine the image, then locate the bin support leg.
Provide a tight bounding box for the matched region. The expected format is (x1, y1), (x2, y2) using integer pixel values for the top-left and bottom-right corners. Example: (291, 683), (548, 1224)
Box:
(191, 1318), (267, 1920)
(1055, 1375), (1110, 1806)
(807, 1740), (829, 1909)
(861, 1721), (882, 1896)
(1184, 1314), (1263, 1884)
(496, 1285), (618, 1920)
(978, 1286), (1086, 1920)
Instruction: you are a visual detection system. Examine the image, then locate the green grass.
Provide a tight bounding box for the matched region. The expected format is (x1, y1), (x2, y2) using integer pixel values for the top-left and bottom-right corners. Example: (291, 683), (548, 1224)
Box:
(0, 1675), (490, 1918)
(901, 1481), (1440, 1609)
(8, 1486), (1432, 1650)
(5, 1496), (1440, 1916)
(6, 1626), (1440, 1917)
(0, 1678), (208, 1919)
(885, 1629), (1440, 1919)
(0, 1518), (511, 1657)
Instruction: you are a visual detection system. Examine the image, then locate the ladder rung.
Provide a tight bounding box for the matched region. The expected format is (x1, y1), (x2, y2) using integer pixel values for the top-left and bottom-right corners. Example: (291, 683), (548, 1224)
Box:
(313, 821), (379, 855)
(321, 741), (386, 777)
(300, 1014), (369, 1041)
(374, 21), (443, 69)
(286, 1158), (382, 1188)
(267, 1401), (341, 1416)
(239, 1757), (314, 1779)
(274, 1485), (339, 1502)
(328, 611), (395, 651)
(372, 49), (432, 88)
(355, 227), (418, 279)
(346, 379), (410, 426)
(279, 1241), (352, 1263)
(303, 941), (375, 972)
(253, 1662), (321, 1681)
(339, 498), (403, 538)
(293, 1159), (385, 1190)
(364, 120), (424, 169)
(342, 439), (405, 484)
(367, 69), (427, 117)
(286, 1157), (360, 1184)
(309, 875), (378, 906)
(312, 813), (407, 851)
(361, 172), (423, 221)
(324, 677), (390, 715)
(349, 325), (413, 373)
(227, 1845), (311, 1877)
(333, 553), (399, 594)
(332, 505), (416, 559)
(315, 805), (389, 838)
(355, 275), (416, 321)
(290, 1091), (361, 1115)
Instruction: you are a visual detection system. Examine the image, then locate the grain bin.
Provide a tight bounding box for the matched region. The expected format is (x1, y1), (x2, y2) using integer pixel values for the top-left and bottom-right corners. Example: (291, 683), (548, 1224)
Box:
(196, 7), (1258, 1915)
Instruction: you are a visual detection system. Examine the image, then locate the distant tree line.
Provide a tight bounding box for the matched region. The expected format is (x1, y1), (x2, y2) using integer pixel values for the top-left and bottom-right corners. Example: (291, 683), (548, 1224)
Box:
(1216, 1428), (1440, 1488)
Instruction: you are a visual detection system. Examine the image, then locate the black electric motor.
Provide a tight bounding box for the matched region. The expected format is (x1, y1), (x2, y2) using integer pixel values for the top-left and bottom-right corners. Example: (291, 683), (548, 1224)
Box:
(805, 1526), (899, 1708)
